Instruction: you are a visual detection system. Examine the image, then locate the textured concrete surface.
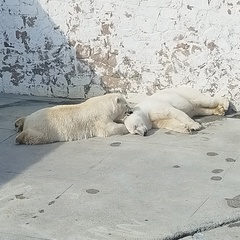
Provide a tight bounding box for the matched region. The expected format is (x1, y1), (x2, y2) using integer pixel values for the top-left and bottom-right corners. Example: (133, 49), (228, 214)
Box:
(1, 1), (240, 109)
(0, 93), (240, 240)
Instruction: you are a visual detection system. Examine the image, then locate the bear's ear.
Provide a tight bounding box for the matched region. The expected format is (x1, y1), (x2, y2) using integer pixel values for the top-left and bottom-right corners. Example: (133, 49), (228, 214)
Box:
(116, 96), (122, 104)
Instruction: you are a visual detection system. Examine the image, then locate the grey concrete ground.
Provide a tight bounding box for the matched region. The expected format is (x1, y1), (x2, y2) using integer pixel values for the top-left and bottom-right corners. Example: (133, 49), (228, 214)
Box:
(0, 93), (240, 240)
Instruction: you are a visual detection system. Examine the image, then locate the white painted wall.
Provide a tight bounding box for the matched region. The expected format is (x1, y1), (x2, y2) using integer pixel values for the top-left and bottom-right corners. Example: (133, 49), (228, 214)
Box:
(1, 0), (240, 108)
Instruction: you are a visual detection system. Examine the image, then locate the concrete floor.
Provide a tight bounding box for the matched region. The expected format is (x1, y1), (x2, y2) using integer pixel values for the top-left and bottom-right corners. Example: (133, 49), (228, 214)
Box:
(0, 93), (240, 240)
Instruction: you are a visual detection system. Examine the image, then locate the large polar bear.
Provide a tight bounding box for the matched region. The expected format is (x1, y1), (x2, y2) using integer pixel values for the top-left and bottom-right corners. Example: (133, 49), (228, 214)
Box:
(124, 87), (229, 136)
(15, 93), (131, 145)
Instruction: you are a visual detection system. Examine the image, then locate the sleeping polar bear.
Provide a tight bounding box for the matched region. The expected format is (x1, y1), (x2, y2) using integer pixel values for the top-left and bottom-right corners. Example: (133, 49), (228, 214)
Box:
(124, 87), (229, 136)
(15, 93), (130, 145)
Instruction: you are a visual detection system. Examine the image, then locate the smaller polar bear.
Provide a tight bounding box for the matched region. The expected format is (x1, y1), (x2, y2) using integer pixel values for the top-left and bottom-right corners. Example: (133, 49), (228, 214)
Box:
(124, 87), (229, 136)
(15, 93), (130, 145)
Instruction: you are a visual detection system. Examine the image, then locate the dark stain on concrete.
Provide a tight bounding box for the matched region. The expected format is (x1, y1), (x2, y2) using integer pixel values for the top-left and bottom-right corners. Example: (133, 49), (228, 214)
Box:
(207, 152), (219, 156)
(86, 189), (99, 194)
(212, 169), (223, 174)
(200, 137), (209, 141)
(15, 193), (26, 199)
(211, 176), (222, 181)
(226, 195), (240, 208)
(189, 131), (198, 135)
(48, 200), (55, 205)
(226, 158), (236, 162)
(110, 142), (121, 147)
(173, 165), (180, 168)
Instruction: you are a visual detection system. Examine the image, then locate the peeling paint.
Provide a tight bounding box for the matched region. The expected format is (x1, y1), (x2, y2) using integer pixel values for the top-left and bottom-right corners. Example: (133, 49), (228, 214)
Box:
(1, 0), (240, 109)
(101, 23), (113, 36)
(76, 43), (91, 59)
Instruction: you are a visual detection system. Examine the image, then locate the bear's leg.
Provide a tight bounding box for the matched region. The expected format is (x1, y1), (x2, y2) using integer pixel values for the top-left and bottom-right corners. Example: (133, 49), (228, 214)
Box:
(194, 105), (228, 116)
(98, 122), (129, 137)
(192, 96), (229, 116)
(153, 118), (192, 133)
(151, 107), (202, 133)
(14, 117), (26, 132)
(15, 129), (48, 145)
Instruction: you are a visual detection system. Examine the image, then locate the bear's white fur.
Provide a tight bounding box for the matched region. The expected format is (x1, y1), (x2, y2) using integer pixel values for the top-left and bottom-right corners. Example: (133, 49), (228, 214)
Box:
(15, 93), (130, 145)
(124, 87), (229, 135)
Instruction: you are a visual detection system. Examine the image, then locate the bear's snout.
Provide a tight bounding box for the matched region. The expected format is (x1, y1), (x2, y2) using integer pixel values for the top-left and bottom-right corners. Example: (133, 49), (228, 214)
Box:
(135, 126), (148, 136)
(143, 129), (147, 136)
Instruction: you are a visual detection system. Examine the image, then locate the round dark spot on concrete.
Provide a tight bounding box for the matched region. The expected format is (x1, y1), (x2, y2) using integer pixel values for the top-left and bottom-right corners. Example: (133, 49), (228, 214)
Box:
(39, 209), (44, 213)
(32, 216), (37, 219)
(86, 189), (99, 194)
(110, 142), (121, 147)
(26, 222), (29, 225)
(226, 195), (240, 208)
(207, 152), (219, 156)
(212, 169), (223, 174)
(211, 176), (222, 181)
(173, 165), (180, 168)
(226, 158), (236, 162)
(145, 219), (148, 221)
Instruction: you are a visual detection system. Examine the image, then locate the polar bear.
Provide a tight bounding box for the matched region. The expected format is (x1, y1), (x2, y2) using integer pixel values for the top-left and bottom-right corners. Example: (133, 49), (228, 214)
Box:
(15, 93), (131, 145)
(124, 87), (229, 135)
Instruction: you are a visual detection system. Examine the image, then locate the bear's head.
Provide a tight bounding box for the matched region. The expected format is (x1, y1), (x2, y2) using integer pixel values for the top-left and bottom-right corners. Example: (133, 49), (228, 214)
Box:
(124, 112), (150, 136)
(112, 94), (132, 121)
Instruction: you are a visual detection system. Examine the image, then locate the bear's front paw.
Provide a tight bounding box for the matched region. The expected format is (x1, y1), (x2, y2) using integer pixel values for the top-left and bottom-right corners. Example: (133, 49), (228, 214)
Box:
(188, 121), (202, 131)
